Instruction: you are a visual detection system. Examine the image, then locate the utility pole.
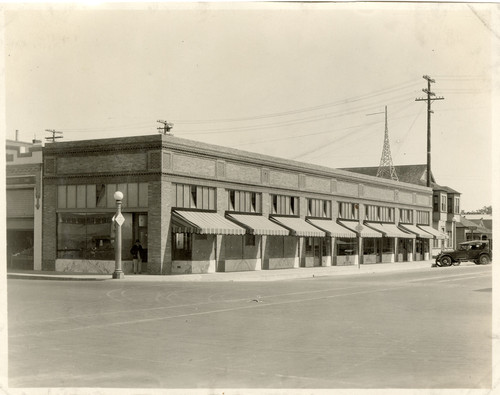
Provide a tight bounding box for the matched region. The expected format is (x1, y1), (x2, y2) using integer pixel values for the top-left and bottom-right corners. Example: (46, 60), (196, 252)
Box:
(157, 120), (174, 135)
(45, 129), (63, 143)
(415, 75), (444, 187)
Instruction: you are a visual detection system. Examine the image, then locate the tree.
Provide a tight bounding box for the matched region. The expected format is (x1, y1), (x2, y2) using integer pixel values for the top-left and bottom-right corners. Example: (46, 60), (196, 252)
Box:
(461, 205), (492, 215)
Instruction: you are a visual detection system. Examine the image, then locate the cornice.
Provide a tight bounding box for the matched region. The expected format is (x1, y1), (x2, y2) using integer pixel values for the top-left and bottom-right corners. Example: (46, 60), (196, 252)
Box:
(44, 171), (161, 184)
(44, 143), (160, 157)
(162, 140), (431, 195)
(41, 134), (431, 196)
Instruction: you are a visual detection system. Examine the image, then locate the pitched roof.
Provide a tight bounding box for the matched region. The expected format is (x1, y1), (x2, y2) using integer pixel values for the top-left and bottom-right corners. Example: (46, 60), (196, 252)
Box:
(341, 164), (460, 193)
(467, 218), (492, 231)
(456, 217), (491, 233)
(341, 164), (431, 184)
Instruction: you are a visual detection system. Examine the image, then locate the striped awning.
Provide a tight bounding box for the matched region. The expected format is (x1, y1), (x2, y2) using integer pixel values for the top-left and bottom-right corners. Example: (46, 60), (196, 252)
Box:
(172, 211), (246, 235)
(307, 219), (356, 238)
(226, 214), (289, 236)
(270, 216), (326, 237)
(338, 220), (382, 238)
(417, 225), (448, 240)
(398, 223), (433, 239)
(364, 222), (415, 239)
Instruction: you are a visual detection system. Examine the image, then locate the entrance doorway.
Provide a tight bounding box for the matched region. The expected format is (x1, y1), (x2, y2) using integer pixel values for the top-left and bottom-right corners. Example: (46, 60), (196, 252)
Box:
(305, 237), (322, 267)
(7, 229), (34, 269)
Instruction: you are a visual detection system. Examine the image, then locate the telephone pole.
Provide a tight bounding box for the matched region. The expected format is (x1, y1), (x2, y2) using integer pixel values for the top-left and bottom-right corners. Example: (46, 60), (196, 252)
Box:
(45, 129), (63, 143)
(415, 75), (444, 187)
(157, 120), (174, 135)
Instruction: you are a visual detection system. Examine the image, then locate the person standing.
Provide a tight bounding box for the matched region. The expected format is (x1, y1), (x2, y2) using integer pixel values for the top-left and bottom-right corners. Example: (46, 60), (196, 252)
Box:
(130, 239), (144, 274)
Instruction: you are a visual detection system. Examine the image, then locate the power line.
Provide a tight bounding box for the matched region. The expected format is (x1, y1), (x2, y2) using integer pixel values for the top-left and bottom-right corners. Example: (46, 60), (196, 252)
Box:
(157, 120), (174, 135)
(232, 103), (420, 151)
(45, 129), (63, 143)
(171, 79), (422, 124)
(45, 80), (423, 137)
(182, 94), (418, 136)
(60, 121), (153, 133)
(393, 105), (426, 158)
(234, 119), (384, 149)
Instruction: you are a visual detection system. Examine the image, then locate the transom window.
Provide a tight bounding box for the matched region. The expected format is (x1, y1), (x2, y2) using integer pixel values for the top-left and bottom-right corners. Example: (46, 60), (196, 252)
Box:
(416, 210), (430, 225)
(271, 194), (299, 216)
(365, 205), (394, 222)
(175, 184), (216, 210)
(57, 183), (148, 209)
(338, 202), (359, 220)
(399, 208), (413, 224)
(307, 198), (331, 218)
(228, 190), (262, 213)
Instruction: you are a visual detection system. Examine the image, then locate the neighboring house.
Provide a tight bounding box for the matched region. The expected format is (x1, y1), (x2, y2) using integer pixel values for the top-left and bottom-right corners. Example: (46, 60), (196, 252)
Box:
(39, 134), (441, 275)
(342, 164), (458, 256)
(6, 138), (43, 270)
(462, 214), (492, 233)
(456, 216), (492, 244)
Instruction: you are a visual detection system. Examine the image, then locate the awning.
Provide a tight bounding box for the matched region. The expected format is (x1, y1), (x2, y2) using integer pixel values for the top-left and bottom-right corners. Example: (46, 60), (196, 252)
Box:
(338, 220), (382, 238)
(417, 225), (448, 240)
(270, 216), (326, 237)
(307, 219), (356, 238)
(172, 211), (246, 235)
(226, 214), (289, 236)
(398, 223), (433, 239)
(364, 222), (415, 239)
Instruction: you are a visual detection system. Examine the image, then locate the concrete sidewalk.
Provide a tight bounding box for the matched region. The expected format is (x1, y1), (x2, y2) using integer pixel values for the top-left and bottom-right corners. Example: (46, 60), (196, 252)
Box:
(7, 260), (436, 282)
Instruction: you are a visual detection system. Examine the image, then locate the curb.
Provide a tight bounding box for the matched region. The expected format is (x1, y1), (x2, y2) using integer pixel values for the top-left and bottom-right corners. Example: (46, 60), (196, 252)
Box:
(7, 261), (436, 282)
(7, 273), (107, 281)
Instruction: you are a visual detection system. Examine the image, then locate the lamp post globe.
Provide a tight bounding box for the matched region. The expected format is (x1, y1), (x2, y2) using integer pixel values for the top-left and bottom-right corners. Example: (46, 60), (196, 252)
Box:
(114, 191), (124, 201)
(112, 190), (125, 279)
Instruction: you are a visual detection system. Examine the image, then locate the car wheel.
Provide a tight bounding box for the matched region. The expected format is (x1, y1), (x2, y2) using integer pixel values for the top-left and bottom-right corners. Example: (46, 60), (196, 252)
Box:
(440, 256), (452, 266)
(479, 255), (491, 265)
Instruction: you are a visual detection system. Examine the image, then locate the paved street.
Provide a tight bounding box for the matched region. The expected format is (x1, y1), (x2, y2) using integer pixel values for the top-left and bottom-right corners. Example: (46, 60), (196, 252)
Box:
(7, 263), (492, 390)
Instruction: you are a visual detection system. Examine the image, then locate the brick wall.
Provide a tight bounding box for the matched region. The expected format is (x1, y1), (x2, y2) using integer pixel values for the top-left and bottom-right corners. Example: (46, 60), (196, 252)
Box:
(7, 163), (41, 177)
(42, 184), (57, 270)
(147, 180), (163, 274)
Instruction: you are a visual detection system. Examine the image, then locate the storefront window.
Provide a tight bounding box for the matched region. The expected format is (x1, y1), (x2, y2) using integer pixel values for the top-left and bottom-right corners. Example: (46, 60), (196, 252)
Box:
(305, 237), (314, 255)
(336, 238), (356, 256)
(416, 239), (424, 254)
(172, 233), (192, 260)
(382, 238), (394, 254)
(363, 238), (379, 255)
(57, 212), (133, 260)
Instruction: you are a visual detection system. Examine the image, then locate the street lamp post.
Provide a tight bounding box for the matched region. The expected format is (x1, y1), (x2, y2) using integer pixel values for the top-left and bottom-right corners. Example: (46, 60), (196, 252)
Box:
(112, 191), (125, 279)
(355, 223), (364, 269)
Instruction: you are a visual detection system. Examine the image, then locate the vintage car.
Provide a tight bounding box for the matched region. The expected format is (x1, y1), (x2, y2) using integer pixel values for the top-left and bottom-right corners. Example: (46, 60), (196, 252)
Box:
(435, 240), (492, 266)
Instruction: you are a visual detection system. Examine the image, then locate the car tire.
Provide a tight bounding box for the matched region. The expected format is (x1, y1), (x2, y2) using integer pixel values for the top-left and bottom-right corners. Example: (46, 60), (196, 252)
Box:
(440, 256), (452, 266)
(479, 255), (491, 265)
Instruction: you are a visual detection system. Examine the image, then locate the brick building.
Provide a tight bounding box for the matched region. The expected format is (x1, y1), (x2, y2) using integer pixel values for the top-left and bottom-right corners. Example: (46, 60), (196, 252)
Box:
(342, 164), (455, 256)
(41, 134), (442, 275)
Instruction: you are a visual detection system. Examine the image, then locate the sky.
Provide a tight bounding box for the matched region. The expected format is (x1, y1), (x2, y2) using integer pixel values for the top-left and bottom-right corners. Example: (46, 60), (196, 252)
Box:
(2, 2), (498, 212)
